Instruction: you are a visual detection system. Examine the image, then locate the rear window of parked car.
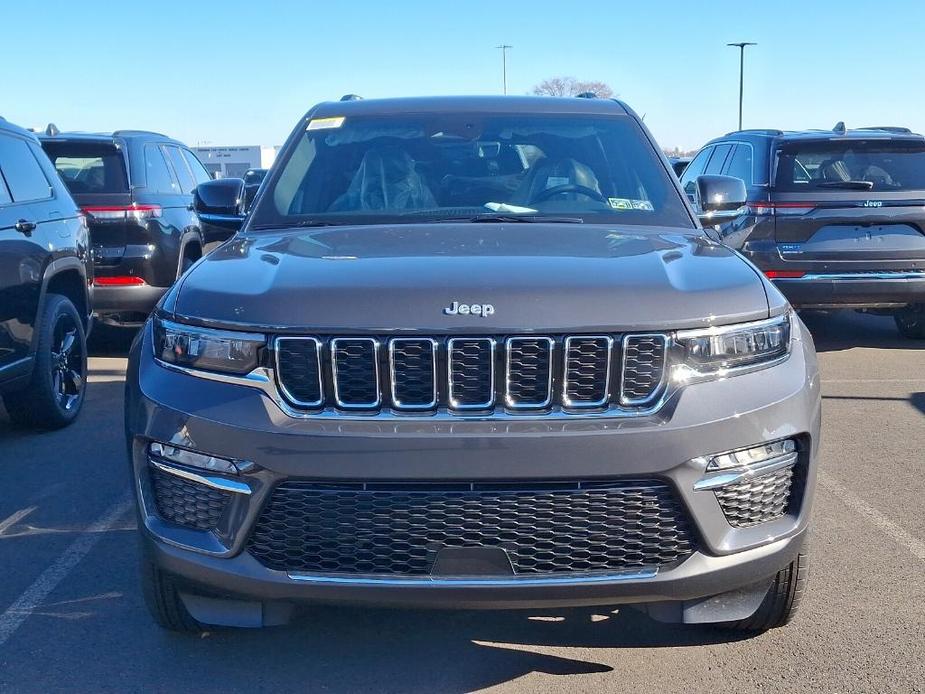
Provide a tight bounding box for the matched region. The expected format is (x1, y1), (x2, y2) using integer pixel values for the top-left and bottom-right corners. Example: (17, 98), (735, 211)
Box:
(775, 139), (925, 192)
(42, 142), (129, 194)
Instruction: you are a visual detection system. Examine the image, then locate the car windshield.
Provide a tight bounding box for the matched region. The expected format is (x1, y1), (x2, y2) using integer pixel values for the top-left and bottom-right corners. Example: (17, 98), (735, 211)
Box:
(248, 112), (692, 229)
(775, 139), (925, 192)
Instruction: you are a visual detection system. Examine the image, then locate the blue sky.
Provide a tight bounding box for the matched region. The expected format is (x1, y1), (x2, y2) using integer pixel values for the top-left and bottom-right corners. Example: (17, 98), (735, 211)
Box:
(3, 0), (924, 151)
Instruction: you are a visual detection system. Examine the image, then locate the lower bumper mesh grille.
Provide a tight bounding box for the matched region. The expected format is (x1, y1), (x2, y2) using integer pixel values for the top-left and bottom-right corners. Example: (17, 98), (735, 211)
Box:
(247, 480), (696, 576)
(150, 467), (230, 531)
(714, 466), (795, 528)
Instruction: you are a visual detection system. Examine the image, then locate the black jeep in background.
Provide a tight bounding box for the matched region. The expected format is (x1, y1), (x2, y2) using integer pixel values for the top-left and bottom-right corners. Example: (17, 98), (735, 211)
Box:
(39, 128), (220, 328)
(682, 125), (925, 338)
(0, 117), (92, 428)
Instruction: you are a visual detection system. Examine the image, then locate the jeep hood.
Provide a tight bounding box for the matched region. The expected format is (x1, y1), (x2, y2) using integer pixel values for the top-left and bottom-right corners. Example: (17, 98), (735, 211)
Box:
(170, 224), (779, 332)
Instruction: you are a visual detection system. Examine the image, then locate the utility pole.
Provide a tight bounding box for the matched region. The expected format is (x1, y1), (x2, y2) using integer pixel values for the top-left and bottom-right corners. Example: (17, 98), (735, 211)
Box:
(727, 42), (756, 130)
(496, 44), (512, 95)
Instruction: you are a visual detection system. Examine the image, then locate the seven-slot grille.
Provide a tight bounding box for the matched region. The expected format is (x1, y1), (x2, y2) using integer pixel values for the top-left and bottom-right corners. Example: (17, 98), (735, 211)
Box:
(273, 333), (670, 415)
(247, 479), (696, 576)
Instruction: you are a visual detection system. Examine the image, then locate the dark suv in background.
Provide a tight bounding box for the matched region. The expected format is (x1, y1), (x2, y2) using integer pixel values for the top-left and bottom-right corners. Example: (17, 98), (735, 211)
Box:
(39, 128), (218, 327)
(682, 125), (925, 338)
(0, 117), (91, 428)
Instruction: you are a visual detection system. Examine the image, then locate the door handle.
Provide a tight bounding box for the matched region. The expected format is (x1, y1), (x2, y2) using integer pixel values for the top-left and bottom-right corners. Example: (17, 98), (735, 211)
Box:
(15, 219), (37, 235)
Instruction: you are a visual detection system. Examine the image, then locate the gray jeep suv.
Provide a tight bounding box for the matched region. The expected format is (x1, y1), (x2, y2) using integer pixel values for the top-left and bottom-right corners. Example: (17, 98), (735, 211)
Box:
(125, 95), (821, 633)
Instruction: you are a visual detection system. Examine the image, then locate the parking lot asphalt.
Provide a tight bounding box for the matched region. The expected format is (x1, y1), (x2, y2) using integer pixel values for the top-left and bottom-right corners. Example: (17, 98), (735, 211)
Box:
(0, 312), (923, 694)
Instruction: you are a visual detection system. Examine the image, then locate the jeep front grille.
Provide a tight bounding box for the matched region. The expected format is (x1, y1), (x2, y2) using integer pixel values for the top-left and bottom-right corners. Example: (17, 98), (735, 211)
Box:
(247, 479), (696, 576)
(274, 333), (670, 415)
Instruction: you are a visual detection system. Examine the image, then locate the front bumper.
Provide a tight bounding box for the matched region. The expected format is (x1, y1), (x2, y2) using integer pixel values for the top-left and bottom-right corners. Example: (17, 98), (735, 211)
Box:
(126, 318), (821, 616)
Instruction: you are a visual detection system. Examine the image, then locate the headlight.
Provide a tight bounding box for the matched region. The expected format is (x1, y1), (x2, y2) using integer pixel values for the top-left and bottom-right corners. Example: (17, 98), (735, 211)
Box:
(675, 313), (791, 377)
(153, 316), (264, 375)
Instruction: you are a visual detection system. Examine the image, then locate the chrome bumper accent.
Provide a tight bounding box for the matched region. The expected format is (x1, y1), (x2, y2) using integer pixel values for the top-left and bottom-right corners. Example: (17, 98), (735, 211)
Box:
(693, 452), (798, 491)
(148, 458), (252, 495)
(286, 568), (658, 586)
(788, 271), (925, 281)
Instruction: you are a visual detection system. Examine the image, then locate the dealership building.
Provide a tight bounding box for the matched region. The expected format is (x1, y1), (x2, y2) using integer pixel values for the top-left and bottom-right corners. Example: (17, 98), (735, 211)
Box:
(192, 145), (280, 179)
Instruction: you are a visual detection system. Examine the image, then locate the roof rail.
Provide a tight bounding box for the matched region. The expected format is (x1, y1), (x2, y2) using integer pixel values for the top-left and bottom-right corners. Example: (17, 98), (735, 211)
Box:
(859, 126), (912, 133)
(833, 121), (847, 134)
(723, 128), (783, 137)
(111, 129), (169, 138)
(339, 94), (363, 101)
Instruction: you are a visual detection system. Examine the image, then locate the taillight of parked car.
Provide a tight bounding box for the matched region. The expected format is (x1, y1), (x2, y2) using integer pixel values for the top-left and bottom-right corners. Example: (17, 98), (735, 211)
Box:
(81, 204), (162, 222)
(749, 202), (817, 217)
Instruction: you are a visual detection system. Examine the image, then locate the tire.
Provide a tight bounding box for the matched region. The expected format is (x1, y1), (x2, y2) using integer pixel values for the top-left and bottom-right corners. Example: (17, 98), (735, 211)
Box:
(140, 558), (202, 633)
(2, 294), (87, 429)
(721, 551), (809, 632)
(895, 304), (925, 339)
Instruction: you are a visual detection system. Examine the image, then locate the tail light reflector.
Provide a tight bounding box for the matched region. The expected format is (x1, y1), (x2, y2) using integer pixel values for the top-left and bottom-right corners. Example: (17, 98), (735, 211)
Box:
(764, 271), (806, 279)
(94, 276), (147, 286)
(750, 202), (818, 217)
(81, 204), (162, 221)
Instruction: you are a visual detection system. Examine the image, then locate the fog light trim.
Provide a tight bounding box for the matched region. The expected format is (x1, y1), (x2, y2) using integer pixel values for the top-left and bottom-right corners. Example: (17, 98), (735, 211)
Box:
(148, 459), (252, 496)
(149, 442), (239, 475)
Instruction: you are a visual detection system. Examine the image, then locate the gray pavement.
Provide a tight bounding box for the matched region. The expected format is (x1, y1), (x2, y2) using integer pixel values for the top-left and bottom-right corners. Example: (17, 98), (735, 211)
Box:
(0, 313), (922, 693)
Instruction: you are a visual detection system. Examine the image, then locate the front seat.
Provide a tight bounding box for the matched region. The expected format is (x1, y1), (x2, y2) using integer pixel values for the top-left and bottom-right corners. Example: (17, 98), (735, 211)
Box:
(512, 157), (602, 205)
(329, 146), (437, 211)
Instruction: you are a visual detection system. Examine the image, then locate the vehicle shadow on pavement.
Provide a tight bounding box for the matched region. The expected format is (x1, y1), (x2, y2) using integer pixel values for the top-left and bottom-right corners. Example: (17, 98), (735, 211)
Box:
(138, 605), (753, 692)
(822, 391), (925, 417)
(801, 310), (924, 352)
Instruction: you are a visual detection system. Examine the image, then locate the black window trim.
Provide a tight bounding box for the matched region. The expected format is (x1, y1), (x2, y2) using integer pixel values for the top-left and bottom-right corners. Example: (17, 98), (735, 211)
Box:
(721, 140), (756, 186)
(158, 143), (193, 196)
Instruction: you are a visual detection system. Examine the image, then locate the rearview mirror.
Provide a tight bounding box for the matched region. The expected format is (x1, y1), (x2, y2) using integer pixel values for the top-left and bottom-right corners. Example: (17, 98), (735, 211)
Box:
(193, 178), (246, 242)
(695, 174), (747, 225)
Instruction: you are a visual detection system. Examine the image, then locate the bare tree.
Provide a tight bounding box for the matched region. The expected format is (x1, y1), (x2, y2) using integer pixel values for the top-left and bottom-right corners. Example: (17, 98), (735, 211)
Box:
(532, 77), (615, 99)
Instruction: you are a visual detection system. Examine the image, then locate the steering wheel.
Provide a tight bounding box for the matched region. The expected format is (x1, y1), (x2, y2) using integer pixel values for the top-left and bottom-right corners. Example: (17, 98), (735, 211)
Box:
(529, 184), (606, 204)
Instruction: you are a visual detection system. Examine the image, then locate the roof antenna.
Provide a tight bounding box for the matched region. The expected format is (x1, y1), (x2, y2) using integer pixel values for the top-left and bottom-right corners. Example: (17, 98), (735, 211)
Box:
(45, 123), (60, 136)
(339, 94), (363, 101)
(832, 121), (846, 134)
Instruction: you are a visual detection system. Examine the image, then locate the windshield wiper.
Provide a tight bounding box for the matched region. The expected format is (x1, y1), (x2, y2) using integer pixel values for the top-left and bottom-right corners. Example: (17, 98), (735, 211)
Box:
(250, 220), (344, 230)
(816, 180), (875, 190)
(438, 214), (585, 224)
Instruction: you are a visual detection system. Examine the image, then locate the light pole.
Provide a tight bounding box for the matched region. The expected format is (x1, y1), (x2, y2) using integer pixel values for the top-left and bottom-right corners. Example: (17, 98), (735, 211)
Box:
(496, 44), (512, 94)
(727, 42), (756, 130)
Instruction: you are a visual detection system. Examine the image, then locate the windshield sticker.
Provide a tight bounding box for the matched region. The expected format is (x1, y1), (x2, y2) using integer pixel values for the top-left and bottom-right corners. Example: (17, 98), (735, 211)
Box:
(545, 176), (570, 189)
(631, 199), (654, 211)
(608, 198), (632, 210)
(307, 116), (346, 131)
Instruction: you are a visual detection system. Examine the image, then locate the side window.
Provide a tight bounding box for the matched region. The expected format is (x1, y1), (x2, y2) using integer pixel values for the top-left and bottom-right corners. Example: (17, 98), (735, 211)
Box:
(680, 146), (713, 200)
(0, 136), (52, 202)
(163, 146), (195, 194)
(704, 143), (733, 175)
(181, 149), (211, 186)
(144, 145), (179, 194)
(0, 169), (12, 205)
(725, 144), (754, 186)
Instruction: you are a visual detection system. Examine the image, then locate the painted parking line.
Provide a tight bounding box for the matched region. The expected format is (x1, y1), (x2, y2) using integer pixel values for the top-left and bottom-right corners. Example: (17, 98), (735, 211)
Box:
(0, 507), (36, 536)
(817, 472), (925, 562)
(0, 497), (132, 648)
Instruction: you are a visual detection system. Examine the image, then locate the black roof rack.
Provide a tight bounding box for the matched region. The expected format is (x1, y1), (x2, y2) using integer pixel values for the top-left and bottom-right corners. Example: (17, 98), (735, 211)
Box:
(111, 129), (169, 138)
(859, 126), (912, 133)
(340, 94), (363, 101)
(723, 128), (783, 137)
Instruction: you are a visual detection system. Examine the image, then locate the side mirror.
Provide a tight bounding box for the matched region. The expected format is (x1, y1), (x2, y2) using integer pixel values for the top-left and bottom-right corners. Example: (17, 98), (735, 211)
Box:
(193, 178), (246, 234)
(695, 174), (747, 225)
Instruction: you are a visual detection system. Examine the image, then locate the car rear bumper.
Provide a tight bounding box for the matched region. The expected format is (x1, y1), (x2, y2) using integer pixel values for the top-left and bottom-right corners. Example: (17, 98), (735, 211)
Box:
(771, 272), (925, 308)
(126, 318), (821, 623)
(92, 284), (167, 324)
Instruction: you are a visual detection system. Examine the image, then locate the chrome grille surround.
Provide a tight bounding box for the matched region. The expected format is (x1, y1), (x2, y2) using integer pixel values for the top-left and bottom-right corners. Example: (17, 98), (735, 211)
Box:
(331, 338), (381, 409)
(273, 337), (323, 408)
(388, 338), (438, 410)
(447, 337), (496, 410)
(562, 335), (613, 408)
(620, 334), (669, 406)
(504, 337), (554, 409)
